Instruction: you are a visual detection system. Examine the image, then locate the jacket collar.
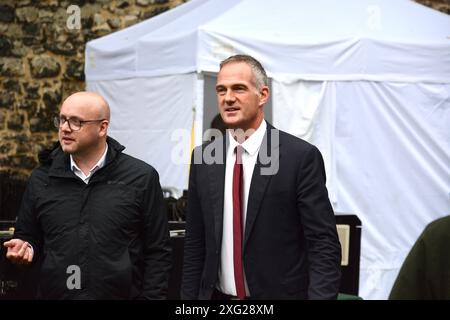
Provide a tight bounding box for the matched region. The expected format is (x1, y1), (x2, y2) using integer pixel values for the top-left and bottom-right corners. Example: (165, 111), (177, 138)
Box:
(244, 122), (281, 247)
(46, 136), (125, 179)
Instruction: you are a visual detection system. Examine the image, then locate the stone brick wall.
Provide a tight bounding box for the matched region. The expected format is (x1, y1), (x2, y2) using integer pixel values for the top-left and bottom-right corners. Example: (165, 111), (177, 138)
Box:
(0, 0), (185, 178)
(0, 0), (448, 179)
(416, 0), (450, 14)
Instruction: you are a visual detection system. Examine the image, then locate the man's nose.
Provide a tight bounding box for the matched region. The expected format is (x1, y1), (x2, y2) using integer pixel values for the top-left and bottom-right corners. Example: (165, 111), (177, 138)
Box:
(60, 120), (72, 132)
(224, 90), (235, 104)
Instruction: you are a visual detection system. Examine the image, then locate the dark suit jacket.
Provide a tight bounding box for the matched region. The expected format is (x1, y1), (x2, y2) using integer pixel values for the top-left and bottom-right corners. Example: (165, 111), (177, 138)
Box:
(181, 123), (341, 300)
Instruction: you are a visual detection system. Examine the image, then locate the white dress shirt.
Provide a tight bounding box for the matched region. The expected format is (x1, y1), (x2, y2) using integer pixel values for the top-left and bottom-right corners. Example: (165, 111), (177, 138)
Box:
(70, 144), (108, 184)
(217, 120), (267, 297)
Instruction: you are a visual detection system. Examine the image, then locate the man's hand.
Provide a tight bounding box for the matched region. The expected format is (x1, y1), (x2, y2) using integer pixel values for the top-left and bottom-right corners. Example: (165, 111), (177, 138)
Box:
(3, 239), (34, 265)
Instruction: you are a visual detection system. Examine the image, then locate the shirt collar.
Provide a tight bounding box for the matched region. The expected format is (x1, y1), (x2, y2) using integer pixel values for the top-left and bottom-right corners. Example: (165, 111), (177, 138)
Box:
(227, 120), (267, 156)
(70, 144), (108, 175)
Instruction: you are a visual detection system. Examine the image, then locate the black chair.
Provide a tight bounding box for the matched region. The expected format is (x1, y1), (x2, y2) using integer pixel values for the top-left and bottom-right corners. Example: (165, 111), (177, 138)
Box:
(0, 173), (39, 299)
(335, 214), (362, 296)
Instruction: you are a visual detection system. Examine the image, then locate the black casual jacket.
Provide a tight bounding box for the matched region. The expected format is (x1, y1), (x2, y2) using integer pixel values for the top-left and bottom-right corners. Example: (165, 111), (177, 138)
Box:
(14, 137), (172, 299)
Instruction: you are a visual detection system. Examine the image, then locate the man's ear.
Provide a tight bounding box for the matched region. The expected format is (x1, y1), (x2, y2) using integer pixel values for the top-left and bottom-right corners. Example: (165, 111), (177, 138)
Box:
(99, 120), (109, 137)
(259, 86), (269, 107)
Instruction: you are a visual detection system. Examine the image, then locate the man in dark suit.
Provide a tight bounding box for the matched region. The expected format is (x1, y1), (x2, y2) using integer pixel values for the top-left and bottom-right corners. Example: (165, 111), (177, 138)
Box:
(181, 55), (341, 300)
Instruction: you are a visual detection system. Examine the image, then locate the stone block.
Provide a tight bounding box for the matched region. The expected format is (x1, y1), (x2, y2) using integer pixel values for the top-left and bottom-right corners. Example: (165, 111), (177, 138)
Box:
(0, 35), (13, 56)
(16, 7), (39, 23)
(0, 57), (25, 76)
(7, 113), (25, 131)
(65, 59), (85, 80)
(0, 5), (15, 23)
(0, 92), (15, 109)
(30, 55), (61, 78)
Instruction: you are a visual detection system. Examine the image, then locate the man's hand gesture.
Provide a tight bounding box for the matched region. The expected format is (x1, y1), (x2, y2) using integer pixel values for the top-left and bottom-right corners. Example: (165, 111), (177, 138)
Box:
(3, 239), (34, 265)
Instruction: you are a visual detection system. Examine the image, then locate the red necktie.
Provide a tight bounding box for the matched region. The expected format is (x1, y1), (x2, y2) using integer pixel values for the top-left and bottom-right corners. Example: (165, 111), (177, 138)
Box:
(233, 145), (246, 299)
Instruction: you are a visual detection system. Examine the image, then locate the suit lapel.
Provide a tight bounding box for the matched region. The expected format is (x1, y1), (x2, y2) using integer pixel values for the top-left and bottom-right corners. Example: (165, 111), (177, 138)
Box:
(244, 125), (281, 248)
(206, 137), (227, 248)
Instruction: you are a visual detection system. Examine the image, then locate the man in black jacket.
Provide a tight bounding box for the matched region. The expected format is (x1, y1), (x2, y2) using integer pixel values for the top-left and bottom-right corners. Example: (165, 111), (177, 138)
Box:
(3, 91), (171, 299)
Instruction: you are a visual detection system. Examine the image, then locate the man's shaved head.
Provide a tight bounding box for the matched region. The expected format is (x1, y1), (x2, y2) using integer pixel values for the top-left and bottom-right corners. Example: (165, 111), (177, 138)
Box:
(62, 91), (110, 121)
(58, 91), (110, 158)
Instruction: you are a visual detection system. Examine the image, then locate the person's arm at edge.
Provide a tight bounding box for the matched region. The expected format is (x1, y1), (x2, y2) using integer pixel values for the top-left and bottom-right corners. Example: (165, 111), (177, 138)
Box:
(296, 145), (342, 300)
(181, 147), (206, 300)
(140, 169), (172, 299)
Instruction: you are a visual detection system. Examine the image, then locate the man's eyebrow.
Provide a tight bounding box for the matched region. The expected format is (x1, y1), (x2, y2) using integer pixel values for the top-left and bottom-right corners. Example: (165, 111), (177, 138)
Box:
(216, 83), (247, 88)
(60, 115), (82, 120)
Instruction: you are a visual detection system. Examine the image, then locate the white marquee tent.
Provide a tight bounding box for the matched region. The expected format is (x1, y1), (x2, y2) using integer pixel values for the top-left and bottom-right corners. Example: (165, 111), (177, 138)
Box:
(85, 0), (450, 299)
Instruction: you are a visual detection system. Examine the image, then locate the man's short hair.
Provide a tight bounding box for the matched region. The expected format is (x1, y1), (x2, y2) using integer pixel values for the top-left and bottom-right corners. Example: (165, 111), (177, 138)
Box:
(219, 54), (268, 90)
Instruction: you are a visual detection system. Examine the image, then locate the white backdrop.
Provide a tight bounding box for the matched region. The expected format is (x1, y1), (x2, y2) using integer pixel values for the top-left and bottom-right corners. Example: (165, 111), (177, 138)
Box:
(273, 80), (450, 298)
(88, 74), (195, 194)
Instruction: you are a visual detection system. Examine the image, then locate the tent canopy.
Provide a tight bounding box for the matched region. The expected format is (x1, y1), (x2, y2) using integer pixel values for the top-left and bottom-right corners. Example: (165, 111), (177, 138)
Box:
(86, 0), (450, 82)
